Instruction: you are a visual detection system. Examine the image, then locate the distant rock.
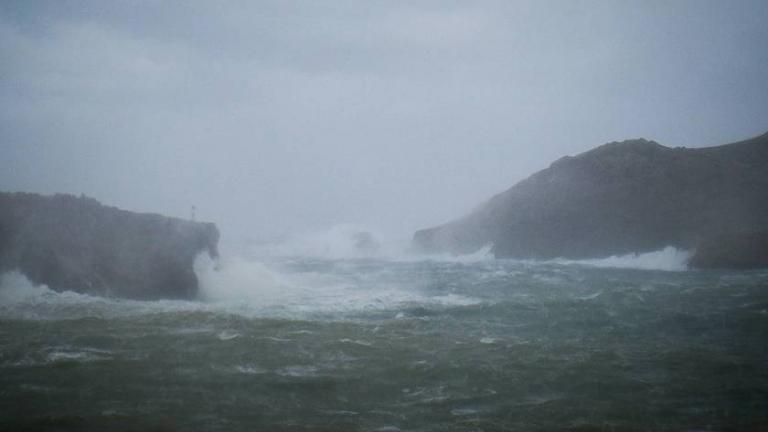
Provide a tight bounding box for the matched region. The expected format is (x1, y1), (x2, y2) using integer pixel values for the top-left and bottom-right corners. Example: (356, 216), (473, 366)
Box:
(413, 132), (768, 268)
(689, 231), (768, 270)
(0, 192), (219, 299)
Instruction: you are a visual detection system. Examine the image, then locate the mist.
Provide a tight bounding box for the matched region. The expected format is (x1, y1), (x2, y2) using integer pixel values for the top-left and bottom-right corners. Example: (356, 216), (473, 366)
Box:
(2, 1), (768, 247)
(3, 3), (768, 429)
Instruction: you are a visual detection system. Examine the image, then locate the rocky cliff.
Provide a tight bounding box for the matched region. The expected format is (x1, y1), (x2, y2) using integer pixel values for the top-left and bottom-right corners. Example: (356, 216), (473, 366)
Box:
(0, 192), (219, 299)
(689, 231), (768, 270)
(413, 132), (768, 267)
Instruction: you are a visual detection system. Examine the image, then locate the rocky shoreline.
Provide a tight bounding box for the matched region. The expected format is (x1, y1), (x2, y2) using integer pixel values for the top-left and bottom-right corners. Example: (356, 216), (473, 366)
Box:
(0, 192), (219, 299)
(414, 132), (768, 269)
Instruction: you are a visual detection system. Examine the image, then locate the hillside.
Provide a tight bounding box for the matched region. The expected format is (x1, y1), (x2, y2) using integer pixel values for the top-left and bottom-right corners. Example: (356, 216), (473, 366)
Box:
(413, 132), (768, 266)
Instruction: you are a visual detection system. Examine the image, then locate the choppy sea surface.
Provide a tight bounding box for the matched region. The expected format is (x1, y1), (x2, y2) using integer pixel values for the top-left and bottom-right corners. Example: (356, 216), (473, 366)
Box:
(1, 249), (767, 431)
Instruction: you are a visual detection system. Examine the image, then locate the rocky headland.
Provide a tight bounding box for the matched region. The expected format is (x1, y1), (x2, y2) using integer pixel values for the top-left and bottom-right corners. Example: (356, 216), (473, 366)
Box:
(413, 132), (768, 269)
(0, 192), (219, 299)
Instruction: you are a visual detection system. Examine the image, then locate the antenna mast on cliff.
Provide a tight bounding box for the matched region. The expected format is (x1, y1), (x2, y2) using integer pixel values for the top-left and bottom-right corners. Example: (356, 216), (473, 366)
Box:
(191, 205), (196, 222)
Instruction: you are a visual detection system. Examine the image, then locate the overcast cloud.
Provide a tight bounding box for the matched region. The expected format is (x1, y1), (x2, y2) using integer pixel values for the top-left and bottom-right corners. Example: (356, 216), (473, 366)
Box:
(2, 1), (767, 245)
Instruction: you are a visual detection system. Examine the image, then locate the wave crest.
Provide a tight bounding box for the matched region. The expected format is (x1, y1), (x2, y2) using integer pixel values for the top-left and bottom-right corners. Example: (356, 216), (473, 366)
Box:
(549, 246), (692, 271)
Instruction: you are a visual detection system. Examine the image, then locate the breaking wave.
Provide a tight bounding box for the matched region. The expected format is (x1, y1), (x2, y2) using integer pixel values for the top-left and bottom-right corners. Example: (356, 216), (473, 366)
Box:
(0, 242), (692, 322)
(407, 244), (690, 271)
(194, 254), (482, 318)
(0, 255), (484, 321)
(548, 246), (692, 271)
(233, 223), (689, 272)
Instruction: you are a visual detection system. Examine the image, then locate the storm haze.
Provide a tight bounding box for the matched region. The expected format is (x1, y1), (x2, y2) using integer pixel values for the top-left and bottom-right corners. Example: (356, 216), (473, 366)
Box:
(2, 0), (768, 245)
(3, 3), (768, 429)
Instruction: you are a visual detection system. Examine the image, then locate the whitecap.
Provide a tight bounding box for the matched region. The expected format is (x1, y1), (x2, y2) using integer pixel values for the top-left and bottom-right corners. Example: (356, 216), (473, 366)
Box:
(236, 364), (267, 374)
(46, 347), (112, 363)
(339, 338), (372, 346)
(277, 365), (318, 377)
(577, 291), (602, 300)
(451, 408), (479, 416)
(431, 293), (483, 307)
(217, 330), (241, 341)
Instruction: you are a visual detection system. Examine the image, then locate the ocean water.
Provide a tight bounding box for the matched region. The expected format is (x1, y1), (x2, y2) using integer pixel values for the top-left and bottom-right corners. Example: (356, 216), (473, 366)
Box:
(1, 249), (767, 431)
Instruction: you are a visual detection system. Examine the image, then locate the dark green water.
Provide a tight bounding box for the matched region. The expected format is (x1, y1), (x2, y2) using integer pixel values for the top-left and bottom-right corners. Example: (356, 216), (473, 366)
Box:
(1, 256), (767, 431)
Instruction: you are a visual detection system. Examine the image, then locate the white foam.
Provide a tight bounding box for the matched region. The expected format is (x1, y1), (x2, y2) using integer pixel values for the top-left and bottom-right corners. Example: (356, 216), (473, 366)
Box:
(242, 224), (501, 263)
(236, 364), (268, 374)
(550, 247), (692, 271)
(194, 254), (484, 318)
(577, 291), (603, 300)
(451, 408), (480, 416)
(431, 293), (483, 306)
(0, 271), (128, 319)
(1, 260), (482, 321)
(339, 338), (373, 346)
(277, 365), (318, 377)
(47, 348), (112, 363)
(404, 244), (691, 270)
(195, 254), (289, 303)
(5, 346), (114, 367)
(1, 247), (487, 321)
(0, 270), (209, 320)
(217, 330), (241, 341)
(399, 244), (495, 263)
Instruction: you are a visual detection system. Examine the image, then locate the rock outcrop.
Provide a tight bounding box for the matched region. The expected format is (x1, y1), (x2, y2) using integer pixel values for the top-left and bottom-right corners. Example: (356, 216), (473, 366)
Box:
(689, 231), (768, 270)
(0, 192), (219, 299)
(413, 132), (768, 268)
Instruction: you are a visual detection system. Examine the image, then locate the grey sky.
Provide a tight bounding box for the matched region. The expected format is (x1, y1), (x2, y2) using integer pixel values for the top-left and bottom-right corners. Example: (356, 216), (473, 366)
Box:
(2, 1), (767, 244)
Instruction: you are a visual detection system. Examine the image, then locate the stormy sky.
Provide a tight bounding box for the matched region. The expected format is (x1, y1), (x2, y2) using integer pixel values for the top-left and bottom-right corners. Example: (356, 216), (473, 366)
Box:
(2, 1), (767, 244)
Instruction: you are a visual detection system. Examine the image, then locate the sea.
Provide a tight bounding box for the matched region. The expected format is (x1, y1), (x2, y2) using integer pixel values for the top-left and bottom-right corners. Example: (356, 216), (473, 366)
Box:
(1, 231), (767, 432)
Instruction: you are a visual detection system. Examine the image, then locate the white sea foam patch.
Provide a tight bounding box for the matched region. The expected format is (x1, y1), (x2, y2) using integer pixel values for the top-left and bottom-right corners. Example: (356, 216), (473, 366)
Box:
(46, 347), (113, 363)
(0, 270), (211, 320)
(5, 346), (114, 367)
(194, 254), (483, 317)
(0, 271), (102, 319)
(1, 256), (483, 321)
(551, 247), (692, 271)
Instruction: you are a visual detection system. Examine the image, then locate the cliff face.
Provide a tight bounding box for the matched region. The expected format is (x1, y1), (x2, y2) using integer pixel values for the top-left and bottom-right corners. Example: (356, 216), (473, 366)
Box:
(689, 231), (768, 270)
(413, 132), (768, 264)
(0, 192), (219, 299)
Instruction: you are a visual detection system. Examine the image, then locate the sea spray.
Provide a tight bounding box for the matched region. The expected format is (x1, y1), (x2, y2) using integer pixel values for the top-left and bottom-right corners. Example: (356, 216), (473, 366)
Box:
(193, 253), (482, 318)
(243, 224), (413, 260)
(194, 253), (288, 303)
(0, 271), (51, 304)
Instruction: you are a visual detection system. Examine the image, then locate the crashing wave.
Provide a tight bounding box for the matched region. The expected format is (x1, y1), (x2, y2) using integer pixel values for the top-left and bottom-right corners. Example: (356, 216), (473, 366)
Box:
(547, 247), (692, 271)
